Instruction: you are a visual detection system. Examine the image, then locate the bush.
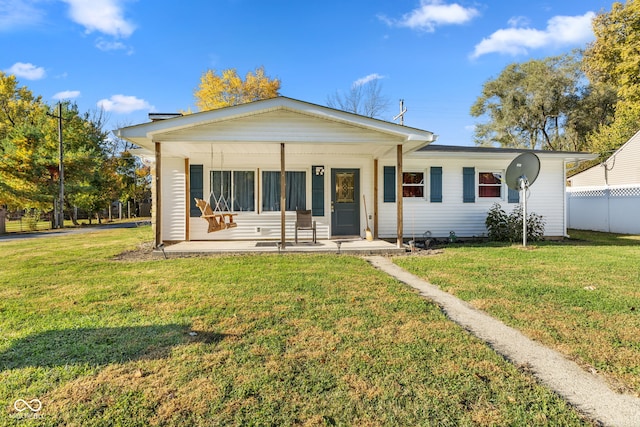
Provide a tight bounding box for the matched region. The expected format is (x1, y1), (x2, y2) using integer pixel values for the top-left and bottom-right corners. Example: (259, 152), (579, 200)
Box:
(23, 209), (41, 231)
(485, 203), (545, 243)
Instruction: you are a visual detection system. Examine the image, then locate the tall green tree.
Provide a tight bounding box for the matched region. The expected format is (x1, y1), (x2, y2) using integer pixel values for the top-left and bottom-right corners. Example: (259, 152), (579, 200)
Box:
(0, 73), (133, 223)
(0, 72), (56, 209)
(470, 54), (615, 151)
(583, 0), (640, 155)
(58, 104), (112, 223)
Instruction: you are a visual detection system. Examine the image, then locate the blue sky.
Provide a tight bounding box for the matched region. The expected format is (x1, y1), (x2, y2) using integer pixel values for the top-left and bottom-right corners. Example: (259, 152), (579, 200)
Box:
(1, 0), (613, 146)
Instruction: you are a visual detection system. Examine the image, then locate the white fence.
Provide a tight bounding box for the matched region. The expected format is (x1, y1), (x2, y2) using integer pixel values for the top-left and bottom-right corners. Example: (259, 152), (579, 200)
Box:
(567, 185), (640, 234)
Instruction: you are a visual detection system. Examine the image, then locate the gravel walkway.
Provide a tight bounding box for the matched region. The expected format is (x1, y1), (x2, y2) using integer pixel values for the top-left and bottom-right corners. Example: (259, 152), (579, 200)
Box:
(366, 256), (640, 427)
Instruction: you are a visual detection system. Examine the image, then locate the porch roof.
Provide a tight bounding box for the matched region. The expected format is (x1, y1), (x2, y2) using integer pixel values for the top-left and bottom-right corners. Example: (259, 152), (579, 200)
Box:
(115, 97), (437, 159)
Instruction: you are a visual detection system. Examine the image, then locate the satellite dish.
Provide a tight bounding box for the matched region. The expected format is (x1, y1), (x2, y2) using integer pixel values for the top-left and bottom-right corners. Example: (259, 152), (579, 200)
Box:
(505, 152), (540, 191)
(504, 152), (541, 247)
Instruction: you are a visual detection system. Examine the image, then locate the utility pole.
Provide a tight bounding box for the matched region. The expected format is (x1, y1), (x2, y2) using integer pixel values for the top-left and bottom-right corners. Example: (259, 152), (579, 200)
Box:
(393, 99), (407, 125)
(46, 102), (65, 228)
(55, 102), (65, 228)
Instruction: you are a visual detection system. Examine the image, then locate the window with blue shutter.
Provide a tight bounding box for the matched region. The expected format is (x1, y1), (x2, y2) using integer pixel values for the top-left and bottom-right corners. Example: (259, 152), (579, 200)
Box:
(430, 167), (442, 203)
(383, 166), (395, 202)
(189, 164), (203, 216)
(463, 167), (475, 203)
(508, 187), (520, 203)
(312, 166), (324, 216)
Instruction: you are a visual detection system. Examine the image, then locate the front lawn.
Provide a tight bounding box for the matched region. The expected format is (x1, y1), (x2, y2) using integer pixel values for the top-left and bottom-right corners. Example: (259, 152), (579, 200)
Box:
(0, 227), (590, 426)
(395, 230), (640, 396)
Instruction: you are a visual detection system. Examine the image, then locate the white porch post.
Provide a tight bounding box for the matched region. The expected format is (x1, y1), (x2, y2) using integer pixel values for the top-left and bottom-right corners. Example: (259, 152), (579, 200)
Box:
(280, 143), (286, 249)
(396, 144), (403, 248)
(154, 141), (162, 248)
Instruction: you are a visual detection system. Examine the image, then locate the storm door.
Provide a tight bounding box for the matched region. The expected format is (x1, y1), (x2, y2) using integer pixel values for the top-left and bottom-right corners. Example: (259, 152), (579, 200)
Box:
(331, 169), (360, 236)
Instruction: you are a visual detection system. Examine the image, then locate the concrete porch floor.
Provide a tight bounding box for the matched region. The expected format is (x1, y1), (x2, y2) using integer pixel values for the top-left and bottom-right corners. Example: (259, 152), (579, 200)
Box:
(158, 238), (406, 256)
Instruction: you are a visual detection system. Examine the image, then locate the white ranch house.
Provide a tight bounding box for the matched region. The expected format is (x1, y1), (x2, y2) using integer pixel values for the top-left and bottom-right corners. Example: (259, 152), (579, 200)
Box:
(116, 97), (595, 248)
(567, 130), (640, 234)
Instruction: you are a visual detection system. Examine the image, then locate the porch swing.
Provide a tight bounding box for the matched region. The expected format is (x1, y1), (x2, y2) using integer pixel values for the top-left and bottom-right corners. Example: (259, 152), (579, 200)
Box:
(194, 149), (238, 233)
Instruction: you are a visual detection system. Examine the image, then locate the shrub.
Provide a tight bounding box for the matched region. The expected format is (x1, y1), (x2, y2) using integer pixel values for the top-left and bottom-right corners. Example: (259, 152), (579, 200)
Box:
(485, 203), (545, 243)
(485, 203), (510, 241)
(23, 209), (41, 231)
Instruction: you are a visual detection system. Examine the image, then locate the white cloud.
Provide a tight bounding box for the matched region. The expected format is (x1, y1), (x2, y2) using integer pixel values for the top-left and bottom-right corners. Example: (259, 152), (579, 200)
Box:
(5, 62), (46, 80)
(380, 0), (479, 32)
(62, 0), (135, 38)
(471, 12), (596, 59)
(95, 38), (134, 54)
(507, 16), (530, 28)
(97, 94), (153, 114)
(0, 0), (45, 31)
(353, 73), (384, 87)
(52, 90), (81, 100)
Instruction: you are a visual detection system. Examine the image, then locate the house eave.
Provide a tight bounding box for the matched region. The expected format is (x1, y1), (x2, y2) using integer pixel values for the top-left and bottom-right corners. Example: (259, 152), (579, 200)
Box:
(411, 144), (598, 161)
(115, 97), (436, 154)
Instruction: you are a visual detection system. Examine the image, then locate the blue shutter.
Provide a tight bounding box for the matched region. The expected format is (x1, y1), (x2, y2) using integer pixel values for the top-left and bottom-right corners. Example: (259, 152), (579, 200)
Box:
(430, 167), (442, 203)
(508, 187), (520, 203)
(383, 166), (396, 202)
(189, 164), (203, 217)
(312, 166), (324, 216)
(463, 167), (475, 203)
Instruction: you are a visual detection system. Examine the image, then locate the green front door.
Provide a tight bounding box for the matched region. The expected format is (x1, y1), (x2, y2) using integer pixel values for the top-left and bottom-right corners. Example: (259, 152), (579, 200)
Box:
(331, 169), (360, 236)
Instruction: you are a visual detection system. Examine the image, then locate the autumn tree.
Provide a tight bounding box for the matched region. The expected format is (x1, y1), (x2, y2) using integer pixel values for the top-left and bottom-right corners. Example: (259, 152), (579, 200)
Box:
(96, 128), (150, 220)
(0, 72), (56, 210)
(583, 0), (640, 155)
(0, 73), (144, 224)
(327, 78), (391, 119)
(470, 54), (615, 151)
(194, 66), (280, 111)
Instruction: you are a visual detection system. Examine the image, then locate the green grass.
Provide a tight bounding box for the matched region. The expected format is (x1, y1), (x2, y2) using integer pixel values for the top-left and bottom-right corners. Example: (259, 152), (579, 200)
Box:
(3, 219), (52, 232)
(0, 227), (591, 426)
(3, 218), (144, 233)
(395, 229), (640, 396)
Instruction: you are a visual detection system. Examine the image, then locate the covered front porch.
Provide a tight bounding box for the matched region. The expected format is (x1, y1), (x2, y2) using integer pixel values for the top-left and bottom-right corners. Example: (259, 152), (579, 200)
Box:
(157, 237), (406, 256)
(116, 97), (437, 250)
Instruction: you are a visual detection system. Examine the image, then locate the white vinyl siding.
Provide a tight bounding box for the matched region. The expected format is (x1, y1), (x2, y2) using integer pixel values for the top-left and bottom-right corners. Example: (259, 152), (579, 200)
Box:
(188, 153), (373, 241)
(378, 157), (568, 238)
(569, 129), (640, 187)
(161, 157), (187, 241)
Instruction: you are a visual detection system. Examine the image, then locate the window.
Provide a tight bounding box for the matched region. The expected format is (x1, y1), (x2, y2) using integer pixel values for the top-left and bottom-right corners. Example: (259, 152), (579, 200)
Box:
(403, 172), (424, 198)
(210, 170), (255, 212)
(262, 171), (306, 211)
(478, 172), (502, 198)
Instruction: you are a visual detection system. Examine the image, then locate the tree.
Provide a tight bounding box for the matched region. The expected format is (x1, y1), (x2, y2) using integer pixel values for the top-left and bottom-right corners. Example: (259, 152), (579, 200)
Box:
(0, 73), (136, 224)
(194, 66), (280, 111)
(59, 104), (113, 224)
(470, 54), (614, 151)
(583, 0), (640, 155)
(326, 78), (390, 119)
(0, 72), (56, 210)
